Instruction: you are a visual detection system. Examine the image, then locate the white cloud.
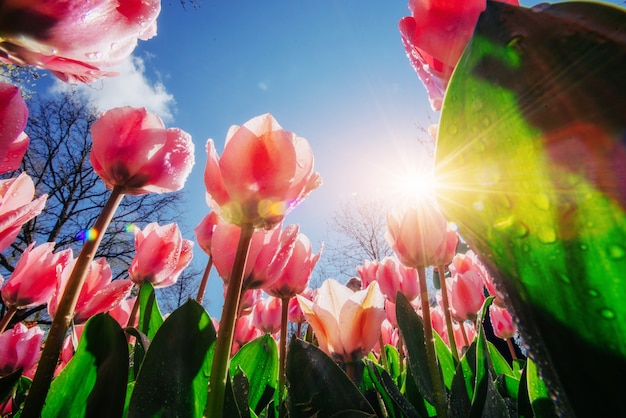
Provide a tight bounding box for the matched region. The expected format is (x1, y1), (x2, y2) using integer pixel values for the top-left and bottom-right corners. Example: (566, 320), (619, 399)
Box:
(51, 56), (175, 122)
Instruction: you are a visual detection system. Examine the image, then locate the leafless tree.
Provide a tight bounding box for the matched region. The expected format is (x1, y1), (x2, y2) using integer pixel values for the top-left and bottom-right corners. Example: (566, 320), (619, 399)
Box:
(0, 91), (198, 318)
(313, 195), (394, 286)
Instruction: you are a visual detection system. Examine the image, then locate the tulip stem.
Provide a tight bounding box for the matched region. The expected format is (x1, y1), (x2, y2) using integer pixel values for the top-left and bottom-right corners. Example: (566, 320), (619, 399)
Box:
(278, 297), (289, 418)
(196, 256), (214, 304)
(506, 338), (518, 361)
(379, 335), (389, 370)
(22, 186), (125, 418)
(417, 266), (448, 418)
(205, 223), (254, 418)
(0, 305), (17, 334)
(438, 265), (459, 362)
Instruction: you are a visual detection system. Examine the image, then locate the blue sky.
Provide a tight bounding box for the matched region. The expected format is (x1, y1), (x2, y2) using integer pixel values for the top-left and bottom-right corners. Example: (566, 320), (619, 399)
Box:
(47, 0), (623, 318)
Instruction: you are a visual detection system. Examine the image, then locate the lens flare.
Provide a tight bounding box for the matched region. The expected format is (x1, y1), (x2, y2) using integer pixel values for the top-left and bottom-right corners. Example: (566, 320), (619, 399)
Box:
(76, 228), (98, 242)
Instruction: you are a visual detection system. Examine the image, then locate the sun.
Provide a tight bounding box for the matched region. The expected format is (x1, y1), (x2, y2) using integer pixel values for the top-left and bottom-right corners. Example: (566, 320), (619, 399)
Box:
(388, 164), (438, 206)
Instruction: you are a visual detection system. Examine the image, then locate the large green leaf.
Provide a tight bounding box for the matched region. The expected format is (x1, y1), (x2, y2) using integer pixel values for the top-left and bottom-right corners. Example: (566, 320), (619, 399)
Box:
(434, 2), (626, 415)
(128, 300), (215, 418)
(229, 334), (278, 414)
(285, 339), (376, 417)
(138, 282), (163, 341)
(395, 292), (437, 405)
(42, 314), (128, 418)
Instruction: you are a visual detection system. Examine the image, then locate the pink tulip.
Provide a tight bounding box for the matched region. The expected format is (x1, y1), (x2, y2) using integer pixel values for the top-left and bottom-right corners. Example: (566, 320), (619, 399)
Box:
(252, 296), (282, 334)
(0, 322), (44, 377)
(375, 256), (419, 302)
(298, 279), (386, 362)
(288, 288), (313, 324)
(232, 314), (263, 356)
(2, 243), (72, 309)
(237, 288), (263, 316)
(49, 258), (133, 324)
(266, 232), (321, 299)
(109, 297), (137, 328)
(447, 269), (486, 322)
(129, 222), (194, 288)
(380, 319), (400, 349)
(0, 0), (160, 83)
(489, 304), (517, 340)
(90, 107), (194, 195)
(356, 259), (380, 288)
(399, 0), (519, 110)
(204, 113), (322, 229)
(211, 219), (298, 291)
(450, 251), (495, 296)
(385, 199), (451, 268)
(0, 83), (29, 173)
(194, 212), (220, 255)
(0, 173), (47, 252)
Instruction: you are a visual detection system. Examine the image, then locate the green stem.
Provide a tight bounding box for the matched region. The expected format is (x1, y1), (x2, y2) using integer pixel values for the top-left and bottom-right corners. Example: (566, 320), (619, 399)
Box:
(205, 223), (254, 418)
(417, 265), (448, 418)
(379, 334), (389, 370)
(438, 265), (459, 362)
(506, 338), (518, 361)
(278, 297), (289, 418)
(0, 305), (17, 334)
(196, 256), (213, 304)
(22, 186), (125, 418)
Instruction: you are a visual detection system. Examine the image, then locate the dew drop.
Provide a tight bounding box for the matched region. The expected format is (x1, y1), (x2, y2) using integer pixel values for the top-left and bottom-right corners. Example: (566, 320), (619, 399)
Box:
(512, 222), (529, 238)
(558, 274), (571, 284)
(587, 289), (599, 298)
(580, 243), (589, 251)
(537, 227), (557, 244)
(607, 244), (625, 260)
(599, 308), (616, 320)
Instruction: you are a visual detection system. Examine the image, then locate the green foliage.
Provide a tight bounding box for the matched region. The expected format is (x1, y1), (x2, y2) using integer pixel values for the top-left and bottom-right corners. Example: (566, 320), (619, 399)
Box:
(229, 335), (278, 414)
(435, 1), (626, 415)
(42, 314), (128, 418)
(128, 300), (215, 418)
(285, 339), (376, 417)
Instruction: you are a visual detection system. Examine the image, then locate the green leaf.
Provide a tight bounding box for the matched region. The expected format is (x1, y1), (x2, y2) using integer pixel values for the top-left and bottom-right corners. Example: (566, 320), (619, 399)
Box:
(128, 300), (216, 418)
(224, 369), (251, 418)
(395, 292), (436, 405)
(42, 314), (128, 418)
(138, 282), (163, 341)
(229, 334), (278, 414)
(364, 360), (422, 418)
(383, 344), (402, 383)
(521, 358), (557, 418)
(286, 339), (376, 417)
(435, 2), (626, 415)
(433, 332), (455, 390)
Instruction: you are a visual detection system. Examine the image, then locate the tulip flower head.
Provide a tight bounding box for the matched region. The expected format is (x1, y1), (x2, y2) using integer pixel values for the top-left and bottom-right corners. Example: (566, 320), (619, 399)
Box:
(266, 232), (321, 299)
(0, 0), (161, 83)
(129, 222), (194, 288)
(252, 295), (282, 334)
(375, 256), (420, 302)
(204, 113), (322, 229)
(90, 106), (195, 195)
(0, 173), (47, 252)
(489, 304), (517, 340)
(298, 279), (386, 363)
(399, 0), (519, 110)
(385, 198), (451, 268)
(194, 212), (220, 255)
(2, 243), (72, 309)
(49, 258), (133, 324)
(0, 322), (44, 377)
(0, 82), (29, 173)
(447, 269), (486, 322)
